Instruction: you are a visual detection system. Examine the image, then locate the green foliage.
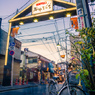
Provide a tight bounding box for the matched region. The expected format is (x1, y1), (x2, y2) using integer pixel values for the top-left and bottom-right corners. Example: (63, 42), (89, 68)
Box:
(76, 69), (92, 89)
(68, 26), (95, 90)
(76, 73), (80, 79)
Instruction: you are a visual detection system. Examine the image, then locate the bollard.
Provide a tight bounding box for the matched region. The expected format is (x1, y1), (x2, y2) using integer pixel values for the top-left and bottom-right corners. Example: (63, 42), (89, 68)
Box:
(26, 79), (28, 84)
(15, 79), (18, 85)
(22, 79), (25, 85)
(19, 78), (22, 85)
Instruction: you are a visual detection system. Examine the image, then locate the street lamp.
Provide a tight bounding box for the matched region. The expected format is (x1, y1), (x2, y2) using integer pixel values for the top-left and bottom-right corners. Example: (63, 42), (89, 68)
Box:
(19, 21), (24, 25)
(66, 13), (71, 17)
(57, 42), (60, 48)
(49, 16), (54, 20)
(33, 18), (38, 22)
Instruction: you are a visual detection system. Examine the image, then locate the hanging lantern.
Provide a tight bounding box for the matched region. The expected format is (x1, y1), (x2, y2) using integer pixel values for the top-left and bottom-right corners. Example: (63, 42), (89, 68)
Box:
(60, 55), (65, 58)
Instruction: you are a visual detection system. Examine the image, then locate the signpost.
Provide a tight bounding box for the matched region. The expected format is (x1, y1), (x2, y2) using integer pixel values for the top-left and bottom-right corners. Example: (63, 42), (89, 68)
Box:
(9, 42), (15, 86)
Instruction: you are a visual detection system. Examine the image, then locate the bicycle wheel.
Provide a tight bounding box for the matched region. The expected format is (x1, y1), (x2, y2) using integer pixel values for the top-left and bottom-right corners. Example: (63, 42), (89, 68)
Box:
(48, 81), (58, 95)
(59, 85), (86, 95)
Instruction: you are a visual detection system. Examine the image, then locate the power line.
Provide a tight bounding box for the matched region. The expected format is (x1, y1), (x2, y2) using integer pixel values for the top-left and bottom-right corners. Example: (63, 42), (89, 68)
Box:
(47, 42), (57, 59)
(2, 0), (31, 20)
(17, 28), (71, 38)
(41, 40), (57, 60)
(20, 22), (55, 30)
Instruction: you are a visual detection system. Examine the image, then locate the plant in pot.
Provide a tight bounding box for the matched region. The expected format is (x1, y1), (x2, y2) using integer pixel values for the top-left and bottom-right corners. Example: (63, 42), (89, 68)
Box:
(66, 26), (95, 94)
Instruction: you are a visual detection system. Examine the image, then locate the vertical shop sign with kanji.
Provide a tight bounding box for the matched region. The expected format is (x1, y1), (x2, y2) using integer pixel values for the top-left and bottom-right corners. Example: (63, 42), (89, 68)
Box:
(77, 8), (85, 29)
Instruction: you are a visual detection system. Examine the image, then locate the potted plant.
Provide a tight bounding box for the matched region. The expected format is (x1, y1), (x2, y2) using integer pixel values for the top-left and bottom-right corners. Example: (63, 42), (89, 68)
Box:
(66, 26), (95, 94)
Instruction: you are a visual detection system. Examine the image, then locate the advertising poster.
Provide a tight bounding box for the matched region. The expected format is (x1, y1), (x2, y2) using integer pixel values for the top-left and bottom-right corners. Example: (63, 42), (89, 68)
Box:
(71, 17), (78, 29)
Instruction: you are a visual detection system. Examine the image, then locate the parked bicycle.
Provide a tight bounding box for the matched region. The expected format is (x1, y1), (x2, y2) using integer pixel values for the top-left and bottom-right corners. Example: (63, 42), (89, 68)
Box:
(48, 62), (86, 95)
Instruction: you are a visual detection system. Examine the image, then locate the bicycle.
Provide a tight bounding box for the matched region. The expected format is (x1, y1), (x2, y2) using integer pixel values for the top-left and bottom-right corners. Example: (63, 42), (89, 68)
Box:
(48, 62), (86, 95)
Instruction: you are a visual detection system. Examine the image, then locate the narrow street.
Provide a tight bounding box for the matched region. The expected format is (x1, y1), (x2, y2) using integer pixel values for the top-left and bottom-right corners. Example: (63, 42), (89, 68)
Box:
(0, 84), (49, 95)
(0, 83), (64, 95)
(0, 0), (95, 95)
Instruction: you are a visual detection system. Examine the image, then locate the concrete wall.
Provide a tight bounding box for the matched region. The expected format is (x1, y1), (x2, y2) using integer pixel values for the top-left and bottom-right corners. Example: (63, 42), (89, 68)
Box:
(0, 29), (7, 55)
(13, 62), (20, 82)
(0, 55), (4, 84)
(14, 47), (21, 60)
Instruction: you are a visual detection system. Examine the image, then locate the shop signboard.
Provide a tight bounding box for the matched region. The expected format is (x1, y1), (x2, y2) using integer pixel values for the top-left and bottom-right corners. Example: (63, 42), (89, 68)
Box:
(71, 17), (78, 29)
(32, 0), (53, 14)
(77, 8), (85, 29)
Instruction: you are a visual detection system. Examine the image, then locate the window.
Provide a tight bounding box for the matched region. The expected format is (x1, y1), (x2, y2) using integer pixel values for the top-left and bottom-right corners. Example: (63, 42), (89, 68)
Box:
(28, 57), (37, 63)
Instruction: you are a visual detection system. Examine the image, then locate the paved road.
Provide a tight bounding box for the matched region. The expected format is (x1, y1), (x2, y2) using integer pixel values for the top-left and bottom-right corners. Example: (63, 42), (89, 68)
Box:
(0, 84), (49, 95)
(0, 83), (88, 95)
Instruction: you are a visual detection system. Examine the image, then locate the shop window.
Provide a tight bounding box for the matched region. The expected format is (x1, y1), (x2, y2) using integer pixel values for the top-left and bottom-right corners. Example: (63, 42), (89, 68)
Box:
(28, 57), (37, 63)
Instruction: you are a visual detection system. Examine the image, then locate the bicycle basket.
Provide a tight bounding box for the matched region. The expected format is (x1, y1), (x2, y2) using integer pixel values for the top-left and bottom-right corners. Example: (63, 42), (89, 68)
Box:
(68, 71), (79, 85)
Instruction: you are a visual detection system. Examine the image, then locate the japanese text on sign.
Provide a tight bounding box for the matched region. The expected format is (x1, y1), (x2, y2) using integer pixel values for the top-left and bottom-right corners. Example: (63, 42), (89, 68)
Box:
(32, 0), (53, 14)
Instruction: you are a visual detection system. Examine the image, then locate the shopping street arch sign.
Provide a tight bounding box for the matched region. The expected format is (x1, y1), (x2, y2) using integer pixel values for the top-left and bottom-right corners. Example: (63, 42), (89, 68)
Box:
(5, 0), (77, 65)
(9, 0), (76, 26)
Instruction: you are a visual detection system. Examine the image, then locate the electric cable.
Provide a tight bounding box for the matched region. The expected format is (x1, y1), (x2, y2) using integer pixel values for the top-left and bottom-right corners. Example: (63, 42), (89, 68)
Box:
(20, 22), (55, 30)
(41, 39), (57, 60)
(17, 28), (70, 38)
(47, 41), (58, 59)
(2, 0), (31, 20)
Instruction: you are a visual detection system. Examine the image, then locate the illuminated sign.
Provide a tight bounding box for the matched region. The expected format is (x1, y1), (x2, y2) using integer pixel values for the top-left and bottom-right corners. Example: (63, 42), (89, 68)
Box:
(32, 0), (53, 14)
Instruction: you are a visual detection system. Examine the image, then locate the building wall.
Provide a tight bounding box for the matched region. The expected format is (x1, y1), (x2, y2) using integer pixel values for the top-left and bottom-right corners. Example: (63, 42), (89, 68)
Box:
(0, 29), (7, 55)
(14, 38), (21, 60)
(0, 55), (4, 84)
(13, 62), (20, 82)
(0, 28), (21, 85)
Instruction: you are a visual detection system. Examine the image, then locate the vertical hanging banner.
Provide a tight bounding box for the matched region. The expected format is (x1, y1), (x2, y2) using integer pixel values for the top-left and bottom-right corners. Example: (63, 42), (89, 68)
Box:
(76, 0), (86, 29)
(77, 8), (85, 29)
(71, 17), (78, 29)
(11, 27), (19, 37)
(32, 0), (53, 15)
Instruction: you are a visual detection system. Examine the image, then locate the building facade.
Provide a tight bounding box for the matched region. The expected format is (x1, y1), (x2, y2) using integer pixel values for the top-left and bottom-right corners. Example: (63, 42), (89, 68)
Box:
(0, 18), (22, 86)
(20, 49), (54, 83)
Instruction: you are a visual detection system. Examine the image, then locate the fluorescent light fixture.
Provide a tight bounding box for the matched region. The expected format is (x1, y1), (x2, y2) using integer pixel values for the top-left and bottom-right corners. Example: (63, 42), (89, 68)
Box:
(19, 21), (24, 25)
(33, 19), (38, 22)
